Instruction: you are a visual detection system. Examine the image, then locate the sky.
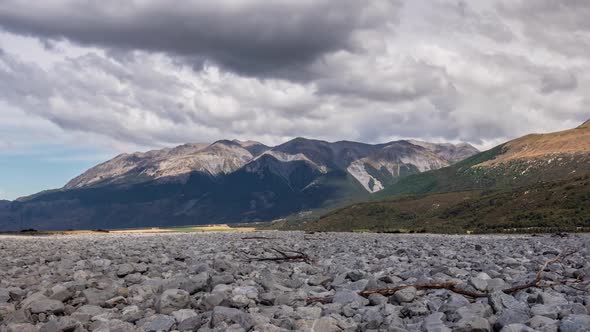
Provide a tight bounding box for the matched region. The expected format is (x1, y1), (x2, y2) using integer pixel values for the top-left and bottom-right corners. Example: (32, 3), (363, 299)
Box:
(0, 0), (589, 200)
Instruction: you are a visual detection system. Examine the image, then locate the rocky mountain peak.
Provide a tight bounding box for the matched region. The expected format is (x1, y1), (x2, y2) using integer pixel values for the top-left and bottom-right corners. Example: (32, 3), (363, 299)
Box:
(63, 137), (478, 194)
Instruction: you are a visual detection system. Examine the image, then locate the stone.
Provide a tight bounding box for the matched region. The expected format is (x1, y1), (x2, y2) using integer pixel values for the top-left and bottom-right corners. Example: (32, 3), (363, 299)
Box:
(49, 285), (73, 303)
(455, 317), (492, 332)
(393, 287), (416, 303)
(121, 305), (143, 323)
(0, 230), (588, 332)
(105, 296), (127, 308)
(211, 306), (253, 330)
(91, 319), (138, 332)
(528, 315), (558, 332)
(333, 290), (369, 306)
(70, 304), (105, 323)
(470, 277), (488, 292)
(200, 292), (225, 310)
(401, 302), (429, 317)
(5, 323), (38, 332)
(423, 312), (451, 332)
(495, 310), (531, 330)
(116, 263), (135, 277)
(0, 289), (10, 303)
(177, 315), (204, 331)
(230, 286), (258, 308)
(499, 324), (536, 332)
(295, 306), (322, 320)
(156, 289), (190, 314)
(295, 317), (341, 332)
(171, 309), (198, 323)
(29, 299), (65, 314)
(368, 293), (388, 306)
(486, 278), (506, 291)
(530, 305), (559, 319)
(39, 317), (82, 332)
(82, 288), (116, 306)
(537, 292), (568, 305)
(142, 314), (176, 332)
(559, 314), (590, 332)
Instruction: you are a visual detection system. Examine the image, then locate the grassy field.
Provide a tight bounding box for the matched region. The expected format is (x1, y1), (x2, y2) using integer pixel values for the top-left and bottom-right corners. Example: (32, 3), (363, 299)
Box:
(304, 172), (590, 234)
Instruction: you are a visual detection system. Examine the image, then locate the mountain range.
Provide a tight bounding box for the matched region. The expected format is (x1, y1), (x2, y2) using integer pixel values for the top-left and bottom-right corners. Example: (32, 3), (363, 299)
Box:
(305, 120), (590, 233)
(0, 138), (478, 230)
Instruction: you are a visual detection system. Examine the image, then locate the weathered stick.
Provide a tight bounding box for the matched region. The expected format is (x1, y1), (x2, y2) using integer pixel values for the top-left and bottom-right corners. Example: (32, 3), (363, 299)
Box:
(248, 248), (312, 264)
(306, 249), (586, 304)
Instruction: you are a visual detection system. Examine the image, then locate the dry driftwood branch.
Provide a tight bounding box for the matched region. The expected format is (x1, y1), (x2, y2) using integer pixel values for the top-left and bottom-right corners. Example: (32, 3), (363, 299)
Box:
(307, 249), (586, 304)
(359, 282), (489, 299)
(248, 248), (312, 264)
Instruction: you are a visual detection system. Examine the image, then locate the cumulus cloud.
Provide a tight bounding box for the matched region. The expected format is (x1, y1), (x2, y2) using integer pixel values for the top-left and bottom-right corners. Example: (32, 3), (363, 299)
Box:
(0, 0), (589, 159)
(0, 0), (401, 78)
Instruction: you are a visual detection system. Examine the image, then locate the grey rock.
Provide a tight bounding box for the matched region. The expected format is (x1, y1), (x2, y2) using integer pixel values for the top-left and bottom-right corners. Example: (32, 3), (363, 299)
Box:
(39, 317), (82, 332)
(199, 292), (225, 311)
(333, 290), (369, 306)
(470, 277), (488, 292)
(81, 288), (116, 306)
(559, 314), (590, 332)
(537, 292), (568, 305)
(49, 285), (73, 303)
(29, 299), (64, 314)
(531, 305), (559, 319)
(141, 314), (176, 332)
(486, 278), (506, 291)
(91, 319), (138, 332)
(70, 304), (105, 323)
(368, 293), (388, 306)
(116, 263), (135, 277)
(423, 312), (451, 332)
(528, 315), (558, 332)
(0, 289), (10, 303)
(121, 305), (143, 323)
(393, 287), (416, 303)
(5, 323), (38, 332)
(499, 323), (536, 332)
(295, 307), (321, 320)
(177, 315), (204, 331)
(157, 289), (190, 314)
(211, 306), (253, 330)
(401, 302), (429, 317)
(455, 317), (492, 332)
(169, 309), (196, 325)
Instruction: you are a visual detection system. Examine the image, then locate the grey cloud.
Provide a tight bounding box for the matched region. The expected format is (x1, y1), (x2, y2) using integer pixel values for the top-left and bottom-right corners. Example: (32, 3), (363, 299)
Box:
(1, 0), (590, 156)
(497, 1), (590, 56)
(540, 71), (578, 94)
(412, 1), (514, 44)
(316, 58), (457, 106)
(0, 0), (400, 78)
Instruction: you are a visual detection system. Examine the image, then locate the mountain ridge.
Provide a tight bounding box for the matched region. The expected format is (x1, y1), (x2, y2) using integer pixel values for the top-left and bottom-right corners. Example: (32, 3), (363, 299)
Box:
(305, 120), (590, 233)
(63, 137), (478, 193)
(0, 136), (478, 231)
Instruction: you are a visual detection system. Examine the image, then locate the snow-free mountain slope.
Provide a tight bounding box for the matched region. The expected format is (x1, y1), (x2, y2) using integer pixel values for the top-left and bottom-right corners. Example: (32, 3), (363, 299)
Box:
(408, 140), (481, 163)
(476, 120), (590, 167)
(378, 120), (590, 198)
(0, 137), (478, 231)
(65, 140), (269, 189)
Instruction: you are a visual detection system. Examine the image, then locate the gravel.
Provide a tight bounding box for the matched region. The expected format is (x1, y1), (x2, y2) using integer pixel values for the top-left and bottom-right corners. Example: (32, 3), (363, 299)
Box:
(0, 231), (589, 331)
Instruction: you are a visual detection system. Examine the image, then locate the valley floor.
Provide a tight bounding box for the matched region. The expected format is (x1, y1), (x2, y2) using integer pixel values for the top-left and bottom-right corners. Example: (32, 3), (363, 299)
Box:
(0, 232), (589, 331)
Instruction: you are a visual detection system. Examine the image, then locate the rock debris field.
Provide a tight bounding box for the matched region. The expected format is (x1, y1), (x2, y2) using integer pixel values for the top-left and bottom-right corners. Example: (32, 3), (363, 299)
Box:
(0, 232), (589, 332)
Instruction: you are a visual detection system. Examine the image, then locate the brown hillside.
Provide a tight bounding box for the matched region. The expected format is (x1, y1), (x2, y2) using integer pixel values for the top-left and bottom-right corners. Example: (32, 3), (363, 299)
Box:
(478, 120), (590, 167)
